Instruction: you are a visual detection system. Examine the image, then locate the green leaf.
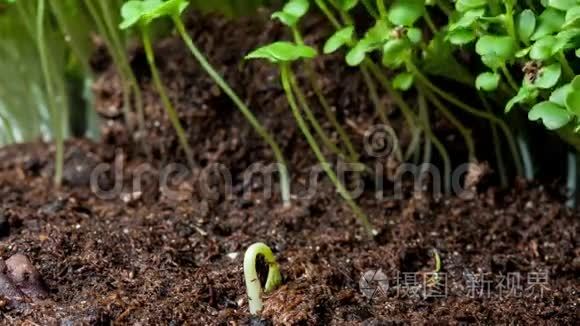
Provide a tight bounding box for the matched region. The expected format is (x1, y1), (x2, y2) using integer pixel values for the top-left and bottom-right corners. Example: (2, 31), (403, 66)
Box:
(553, 28), (580, 53)
(475, 35), (516, 61)
(119, 0), (165, 29)
(566, 90), (580, 114)
(476, 72), (500, 91)
(550, 84), (573, 106)
(393, 72), (414, 90)
(533, 63), (562, 89)
(388, 0), (425, 26)
(529, 36), (557, 60)
(572, 75), (580, 89)
(364, 19), (391, 44)
(577, 48), (580, 57)
(547, 0), (577, 11)
(506, 87), (539, 112)
(516, 47), (531, 57)
(446, 28), (477, 45)
(382, 39), (409, 67)
(245, 42), (317, 63)
(323, 26), (355, 54)
(529, 101), (572, 130)
(564, 6), (580, 28)
(407, 27), (423, 43)
(455, 0), (487, 12)
(337, 0), (359, 11)
(150, 0), (189, 18)
(450, 8), (486, 30)
(517, 9), (536, 43)
(531, 8), (565, 41)
(271, 0), (309, 26)
(346, 41), (369, 66)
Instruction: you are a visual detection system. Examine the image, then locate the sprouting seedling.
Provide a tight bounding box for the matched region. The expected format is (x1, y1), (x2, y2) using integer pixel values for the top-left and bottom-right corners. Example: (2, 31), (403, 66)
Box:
(243, 242), (282, 315)
(426, 248), (442, 287)
(122, 0), (292, 206)
(120, 0), (195, 167)
(246, 41), (377, 237)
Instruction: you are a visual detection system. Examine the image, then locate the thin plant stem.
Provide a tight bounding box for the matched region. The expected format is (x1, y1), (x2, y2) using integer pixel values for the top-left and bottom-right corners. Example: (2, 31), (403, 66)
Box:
(281, 63), (375, 237)
(292, 28), (359, 162)
(361, 0), (378, 19)
(141, 27), (194, 168)
(315, 0), (341, 29)
(423, 88), (476, 162)
(479, 93), (508, 187)
(407, 61), (524, 176)
(364, 60), (422, 159)
(418, 89), (451, 193)
(173, 18), (291, 206)
(359, 64), (403, 161)
(96, 0), (147, 141)
(435, 0), (453, 17)
(36, 0), (64, 186)
(376, 0), (387, 18)
(501, 65), (519, 92)
(316, 0), (408, 161)
(290, 68), (350, 160)
(423, 9), (438, 34)
(84, 0), (133, 130)
(557, 52), (575, 81)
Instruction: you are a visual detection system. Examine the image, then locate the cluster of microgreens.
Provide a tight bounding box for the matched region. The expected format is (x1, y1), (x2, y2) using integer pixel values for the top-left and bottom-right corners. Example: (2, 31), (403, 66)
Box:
(245, 0), (578, 234)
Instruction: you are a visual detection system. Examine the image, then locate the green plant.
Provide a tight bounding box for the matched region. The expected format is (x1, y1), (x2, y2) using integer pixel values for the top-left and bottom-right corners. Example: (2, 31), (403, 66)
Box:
(246, 41), (377, 237)
(120, 0), (292, 206)
(243, 242), (282, 315)
(120, 0), (195, 167)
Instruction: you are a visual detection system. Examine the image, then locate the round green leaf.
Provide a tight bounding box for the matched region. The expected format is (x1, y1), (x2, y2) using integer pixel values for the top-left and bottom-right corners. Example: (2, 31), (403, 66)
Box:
(245, 42), (317, 63)
(346, 41), (369, 66)
(323, 26), (355, 54)
(564, 6), (580, 28)
(271, 0), (309, 27)
(388, 0), (425, 26)
(476, 35), (516, 61)
(446, 28), (477, 45)
(566, 90), (580, 114)
(517, 9), (536, 43)
(531, 8), (565, 41)
(476, 72), (500, 91)
(548, 0), (577, 11)
(407, 27), (423, 43)
(528, 101), (572, 130)
(529, 36), (557, 60)
(533, 63), (562, 89)
(550, 84), (573, 107)
(393, 72), (414, 90)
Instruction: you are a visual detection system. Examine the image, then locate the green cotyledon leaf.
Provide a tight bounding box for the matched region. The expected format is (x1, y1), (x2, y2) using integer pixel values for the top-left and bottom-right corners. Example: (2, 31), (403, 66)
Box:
(529, 101), (572, 130)
(245, 41), (317, 63)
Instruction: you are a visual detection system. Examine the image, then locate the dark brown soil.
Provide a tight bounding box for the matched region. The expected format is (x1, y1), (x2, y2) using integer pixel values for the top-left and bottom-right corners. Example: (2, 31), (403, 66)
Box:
(0, 11), (578, 326)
